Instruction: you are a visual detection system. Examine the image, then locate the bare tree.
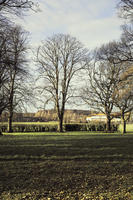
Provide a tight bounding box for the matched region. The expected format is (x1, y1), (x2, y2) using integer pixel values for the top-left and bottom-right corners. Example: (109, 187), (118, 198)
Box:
(36, 34), (88, 132)
(96, 35), (133, 65)
(0, 0), (38, 28)
(0, 0), (38, 134)
(113, 65), (133, 133)
(82, 62), (118, 132)
(117, 1), (133, 63)
(0, 0), (39, 36)
(0, 23), (11, 117)
(4, 25), (31, 132)
(0, 0), (37, 16)
(0, 23), (13, 134)
(118, 0), (133, 20)
(81, 43), (126, 132)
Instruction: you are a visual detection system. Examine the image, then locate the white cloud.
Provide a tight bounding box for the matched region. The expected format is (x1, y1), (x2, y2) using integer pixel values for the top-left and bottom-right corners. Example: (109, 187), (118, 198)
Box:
(15, 0), (123, 49)
(67, 16), (122, 49)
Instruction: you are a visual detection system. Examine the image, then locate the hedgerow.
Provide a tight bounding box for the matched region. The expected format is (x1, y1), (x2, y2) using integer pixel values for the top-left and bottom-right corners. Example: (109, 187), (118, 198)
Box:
(0, 122), (119, 133)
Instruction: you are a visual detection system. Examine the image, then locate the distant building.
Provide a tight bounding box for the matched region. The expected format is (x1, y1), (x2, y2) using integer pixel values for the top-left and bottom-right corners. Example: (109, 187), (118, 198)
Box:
(86, 113), (121, 122)
(86, 114), (107, 122)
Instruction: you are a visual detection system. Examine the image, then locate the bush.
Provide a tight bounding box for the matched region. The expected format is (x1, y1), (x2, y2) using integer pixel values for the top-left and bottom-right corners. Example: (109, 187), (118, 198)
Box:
(0, 122), (119, 133)
(64, 122), (118, 132)
(0, 123), (59, 133)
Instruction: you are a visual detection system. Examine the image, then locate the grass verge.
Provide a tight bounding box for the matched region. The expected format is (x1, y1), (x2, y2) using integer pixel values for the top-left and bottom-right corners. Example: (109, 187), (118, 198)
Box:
(0, 133), (133, 199)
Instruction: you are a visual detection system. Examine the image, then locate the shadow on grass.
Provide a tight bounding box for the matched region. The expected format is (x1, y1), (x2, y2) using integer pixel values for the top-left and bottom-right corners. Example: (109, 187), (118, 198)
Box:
(0, 134), (133, 199)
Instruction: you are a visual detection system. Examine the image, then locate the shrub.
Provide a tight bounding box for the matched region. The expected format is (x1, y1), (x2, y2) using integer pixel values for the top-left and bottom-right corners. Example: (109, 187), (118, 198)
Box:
(64, 122), (118, 132)
(0, 122), (119, 133)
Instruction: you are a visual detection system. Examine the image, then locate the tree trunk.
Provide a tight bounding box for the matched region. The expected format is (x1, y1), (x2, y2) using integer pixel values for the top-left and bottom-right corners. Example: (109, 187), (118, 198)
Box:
(121, 113), (126, 134)
(106, 117), (111, 132)
(0, 113), (3, 135)
(0, 124), (2, 136)
(59, 117), (63, 132)
(8, 112), (13, 133)
(57, 103), (65, 133)
(122, 119), (126, 134)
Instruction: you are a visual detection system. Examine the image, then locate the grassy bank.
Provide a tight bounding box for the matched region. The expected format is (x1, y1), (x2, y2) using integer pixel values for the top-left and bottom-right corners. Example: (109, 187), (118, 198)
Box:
(0, 133), (133, 199)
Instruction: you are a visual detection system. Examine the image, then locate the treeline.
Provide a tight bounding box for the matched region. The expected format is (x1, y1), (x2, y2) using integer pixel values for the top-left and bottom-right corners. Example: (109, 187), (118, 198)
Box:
(0, 0), (133, 134)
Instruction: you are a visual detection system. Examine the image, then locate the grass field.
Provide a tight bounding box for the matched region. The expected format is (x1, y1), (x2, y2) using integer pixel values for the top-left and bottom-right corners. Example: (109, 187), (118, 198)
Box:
(119, 123), (133, 133)
(0, 121), (58, 125)
(0, 133), (133, 199)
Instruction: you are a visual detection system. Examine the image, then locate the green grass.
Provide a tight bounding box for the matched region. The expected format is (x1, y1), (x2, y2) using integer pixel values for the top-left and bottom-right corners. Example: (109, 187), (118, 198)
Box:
(1, 121), (133, 131)
(119, 123), (133, 133)
(0, 121), (58, 125)
(0, 133), (133, 199)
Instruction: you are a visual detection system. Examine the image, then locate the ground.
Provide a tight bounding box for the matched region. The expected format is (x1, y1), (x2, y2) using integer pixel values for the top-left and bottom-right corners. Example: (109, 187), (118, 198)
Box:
(0, 131), (133, 199)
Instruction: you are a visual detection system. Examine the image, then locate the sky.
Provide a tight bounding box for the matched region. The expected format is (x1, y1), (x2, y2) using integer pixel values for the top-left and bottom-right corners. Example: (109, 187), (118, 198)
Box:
(14, 0), (124, 111)
(15, 0), (123, 50)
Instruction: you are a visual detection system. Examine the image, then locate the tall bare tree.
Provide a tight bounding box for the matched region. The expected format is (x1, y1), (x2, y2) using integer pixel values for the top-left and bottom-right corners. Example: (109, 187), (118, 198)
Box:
(4, 25), (31, 132)
(82, 63), (118, 132)
(81, 43), (126, 132)
(113, 65), (133, 133)
(36, 34), (88, 132)
(0, 0), (38, 135)
(0, 23), (11, 117)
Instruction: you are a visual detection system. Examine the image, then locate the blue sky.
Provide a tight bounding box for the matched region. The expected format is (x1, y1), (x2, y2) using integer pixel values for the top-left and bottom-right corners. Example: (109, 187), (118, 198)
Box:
(14, 0), (124, 111)
(15, 0), (123, 50)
